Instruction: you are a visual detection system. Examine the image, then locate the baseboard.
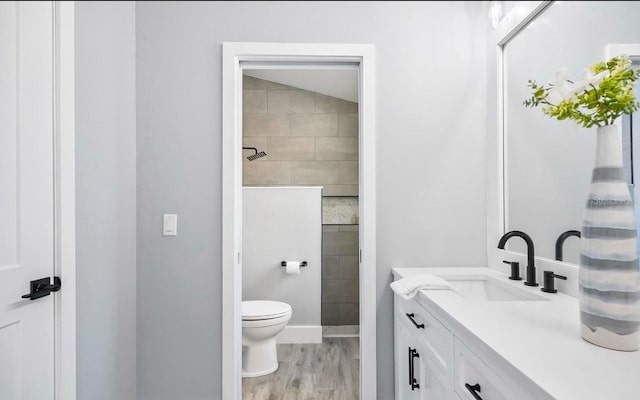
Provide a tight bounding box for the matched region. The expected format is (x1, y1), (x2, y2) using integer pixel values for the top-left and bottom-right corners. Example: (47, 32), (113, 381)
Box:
(322, 325), (360, 338)
(276, 325), (322, 344)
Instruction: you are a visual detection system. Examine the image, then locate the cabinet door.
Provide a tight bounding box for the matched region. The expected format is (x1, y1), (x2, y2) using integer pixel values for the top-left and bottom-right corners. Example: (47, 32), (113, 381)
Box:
(419, 351), (450, 400)
(395, 316), (423, 400)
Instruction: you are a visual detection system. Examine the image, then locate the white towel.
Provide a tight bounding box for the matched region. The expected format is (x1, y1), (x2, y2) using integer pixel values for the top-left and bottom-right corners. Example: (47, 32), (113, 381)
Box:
(390, 274), (453, 300)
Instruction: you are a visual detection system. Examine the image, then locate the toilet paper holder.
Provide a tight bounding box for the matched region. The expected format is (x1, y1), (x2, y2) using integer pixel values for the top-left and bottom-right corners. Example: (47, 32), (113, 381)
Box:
(280, 261), (308, 268)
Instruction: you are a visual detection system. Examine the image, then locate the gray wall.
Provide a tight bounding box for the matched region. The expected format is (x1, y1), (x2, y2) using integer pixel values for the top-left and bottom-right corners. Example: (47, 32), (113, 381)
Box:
(136, 2), (488, 399)
(75, 2), (136, 400)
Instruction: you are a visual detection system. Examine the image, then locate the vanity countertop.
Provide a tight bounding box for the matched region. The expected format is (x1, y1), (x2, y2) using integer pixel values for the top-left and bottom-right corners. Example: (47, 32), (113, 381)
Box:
(392, 267), (640, 400)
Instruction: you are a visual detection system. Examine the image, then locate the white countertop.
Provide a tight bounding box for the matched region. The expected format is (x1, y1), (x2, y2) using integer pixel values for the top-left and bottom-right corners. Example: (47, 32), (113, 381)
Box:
(392, 267), (640, 400)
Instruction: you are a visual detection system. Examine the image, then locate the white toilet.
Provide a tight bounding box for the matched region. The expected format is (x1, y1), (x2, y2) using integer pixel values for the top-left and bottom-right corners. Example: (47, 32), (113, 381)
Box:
(242, 300), (292, 377)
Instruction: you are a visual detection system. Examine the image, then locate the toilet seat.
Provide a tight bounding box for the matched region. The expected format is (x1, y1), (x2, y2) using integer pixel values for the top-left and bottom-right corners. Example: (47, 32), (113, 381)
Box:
(242, 300), (292, 321)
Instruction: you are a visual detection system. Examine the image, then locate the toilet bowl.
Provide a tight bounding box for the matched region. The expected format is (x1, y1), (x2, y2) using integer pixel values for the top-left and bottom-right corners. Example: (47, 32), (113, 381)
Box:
(242, 300), (292, 377)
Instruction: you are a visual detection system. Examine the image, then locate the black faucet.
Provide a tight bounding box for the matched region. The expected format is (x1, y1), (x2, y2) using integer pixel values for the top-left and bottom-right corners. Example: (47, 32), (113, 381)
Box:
(497, 230), (538, 286)
(555, 230), (581, 261)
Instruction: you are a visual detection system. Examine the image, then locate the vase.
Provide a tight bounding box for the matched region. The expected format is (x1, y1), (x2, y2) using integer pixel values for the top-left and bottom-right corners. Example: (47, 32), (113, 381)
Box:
(580, 124), (640, 351)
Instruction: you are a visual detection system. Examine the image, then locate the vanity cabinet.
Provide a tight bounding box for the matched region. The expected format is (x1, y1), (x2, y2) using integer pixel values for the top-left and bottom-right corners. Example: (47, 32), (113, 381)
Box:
(394, 294), (532, 400)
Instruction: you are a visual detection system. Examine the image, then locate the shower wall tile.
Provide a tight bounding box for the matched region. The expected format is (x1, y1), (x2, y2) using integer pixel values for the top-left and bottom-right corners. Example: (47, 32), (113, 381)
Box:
(321, 226), (360, 326)
(243, 77), (358, 190)
(315, 137), (358, 160)
(321, 303), (339, 326)
(268, 90), (315, 113)
(244, 75), (291, 90)
(339, 161), (359, 185)
(315, 93), (358, 113)
(339, 256), (359, 280)
(243, 161), (291, 185)
(322, 184), (358, 197)
(323, 231), (358, 256)
(243, 113), (290, 136)
(291, 161), (339, 185)
(338, 303), (359, 325)
(291, 114), (339, 136)
(322, 279), (358, 302)
(322, 256), (339, 280)
(243, 90), (268, 113)
(267, 137), (315, 160)
(339, 114), (358, 136)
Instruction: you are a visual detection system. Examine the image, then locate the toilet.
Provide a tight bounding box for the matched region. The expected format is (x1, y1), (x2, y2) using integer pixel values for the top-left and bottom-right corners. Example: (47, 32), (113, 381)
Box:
(242, 300), (292, 377)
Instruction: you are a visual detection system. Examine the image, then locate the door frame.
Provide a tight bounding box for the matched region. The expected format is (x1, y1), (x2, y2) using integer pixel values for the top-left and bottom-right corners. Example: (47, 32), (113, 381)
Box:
(53, 2), (76, 399)
(222, 42), (376, 400)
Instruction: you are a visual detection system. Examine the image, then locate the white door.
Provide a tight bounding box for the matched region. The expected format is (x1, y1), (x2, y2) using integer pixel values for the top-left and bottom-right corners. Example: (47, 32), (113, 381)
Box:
(0, 2), (56, 399)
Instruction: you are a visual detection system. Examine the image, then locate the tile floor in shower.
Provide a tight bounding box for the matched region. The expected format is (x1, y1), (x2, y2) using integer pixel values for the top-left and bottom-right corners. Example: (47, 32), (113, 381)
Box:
(242, 331), (359, 400)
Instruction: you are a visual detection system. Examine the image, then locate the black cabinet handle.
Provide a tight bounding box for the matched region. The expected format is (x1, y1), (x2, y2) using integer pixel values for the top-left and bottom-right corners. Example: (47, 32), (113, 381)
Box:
(408, 347), (420, 390)
(406, 313), (425, 329)
(465, 383), (483, 400)
(407, 347), (412, 388)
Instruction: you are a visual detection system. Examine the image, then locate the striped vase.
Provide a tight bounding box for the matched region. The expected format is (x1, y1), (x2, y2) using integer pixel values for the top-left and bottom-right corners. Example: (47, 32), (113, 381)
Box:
(580, 124), (640, 351)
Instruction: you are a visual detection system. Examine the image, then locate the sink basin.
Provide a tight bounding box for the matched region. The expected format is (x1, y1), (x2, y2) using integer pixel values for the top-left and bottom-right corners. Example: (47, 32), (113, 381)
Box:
(444, 275), (548, 302)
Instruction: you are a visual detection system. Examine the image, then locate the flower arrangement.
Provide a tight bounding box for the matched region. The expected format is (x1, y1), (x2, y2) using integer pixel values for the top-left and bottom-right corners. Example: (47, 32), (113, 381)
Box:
(524, 55), (640, 127)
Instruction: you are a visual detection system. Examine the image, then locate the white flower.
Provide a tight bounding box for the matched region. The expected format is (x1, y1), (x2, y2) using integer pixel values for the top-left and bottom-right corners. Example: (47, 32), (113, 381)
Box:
(584, 69), (610, 88)
(547, 67), (575, 104)
(546, 67), (610, 104)
(568, 70), (610, 97)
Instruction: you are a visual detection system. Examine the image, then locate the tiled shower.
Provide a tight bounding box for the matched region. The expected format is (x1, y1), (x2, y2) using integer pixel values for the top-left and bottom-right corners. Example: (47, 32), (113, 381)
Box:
(242, 74), (359, 327)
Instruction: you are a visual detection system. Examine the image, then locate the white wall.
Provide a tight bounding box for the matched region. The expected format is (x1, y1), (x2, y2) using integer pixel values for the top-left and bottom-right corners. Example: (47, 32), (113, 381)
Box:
(243, 187), (322, 328)
(136, 2), (488, 399)
(75, 2), (136, 400)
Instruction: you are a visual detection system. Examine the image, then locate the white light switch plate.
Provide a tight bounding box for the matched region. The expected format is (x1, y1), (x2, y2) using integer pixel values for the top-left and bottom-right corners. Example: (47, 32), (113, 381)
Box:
(163, 214), (177, 236)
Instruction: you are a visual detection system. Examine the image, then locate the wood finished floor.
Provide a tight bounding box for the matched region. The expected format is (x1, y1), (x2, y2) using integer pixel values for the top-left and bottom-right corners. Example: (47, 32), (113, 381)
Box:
(242, 337), (360, 400)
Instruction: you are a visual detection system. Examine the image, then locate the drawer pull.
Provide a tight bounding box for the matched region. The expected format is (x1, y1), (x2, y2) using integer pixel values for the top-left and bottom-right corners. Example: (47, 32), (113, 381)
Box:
(465, 383), (483, 400)
(408, 347), (420, 390)
(406, 313), (425, 329)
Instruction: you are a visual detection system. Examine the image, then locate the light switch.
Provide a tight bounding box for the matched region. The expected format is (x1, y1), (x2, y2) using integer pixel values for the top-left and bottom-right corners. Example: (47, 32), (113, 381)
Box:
(163, 214), (177, 236)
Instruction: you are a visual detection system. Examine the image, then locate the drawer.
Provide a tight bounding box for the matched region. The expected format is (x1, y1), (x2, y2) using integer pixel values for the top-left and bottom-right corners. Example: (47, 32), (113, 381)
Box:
(454, 338), (525, 400)
(396, 297), (454, 375)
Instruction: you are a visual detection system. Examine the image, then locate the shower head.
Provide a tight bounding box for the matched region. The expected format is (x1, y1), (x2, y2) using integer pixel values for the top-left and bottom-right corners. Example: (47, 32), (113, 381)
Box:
(243, 147), (267, 161)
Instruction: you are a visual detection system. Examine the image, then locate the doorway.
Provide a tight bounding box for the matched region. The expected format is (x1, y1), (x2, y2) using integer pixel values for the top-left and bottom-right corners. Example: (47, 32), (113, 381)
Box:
(241, 67), (358, 398)
(222, 43), (376, 400)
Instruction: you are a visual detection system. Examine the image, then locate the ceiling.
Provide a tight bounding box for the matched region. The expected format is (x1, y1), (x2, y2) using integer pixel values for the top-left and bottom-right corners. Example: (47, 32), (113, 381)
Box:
(244, 68), (358, 103)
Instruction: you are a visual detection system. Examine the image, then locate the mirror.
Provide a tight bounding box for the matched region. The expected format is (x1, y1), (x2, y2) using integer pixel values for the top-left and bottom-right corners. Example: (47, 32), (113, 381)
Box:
(503, 1), (640, 264)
